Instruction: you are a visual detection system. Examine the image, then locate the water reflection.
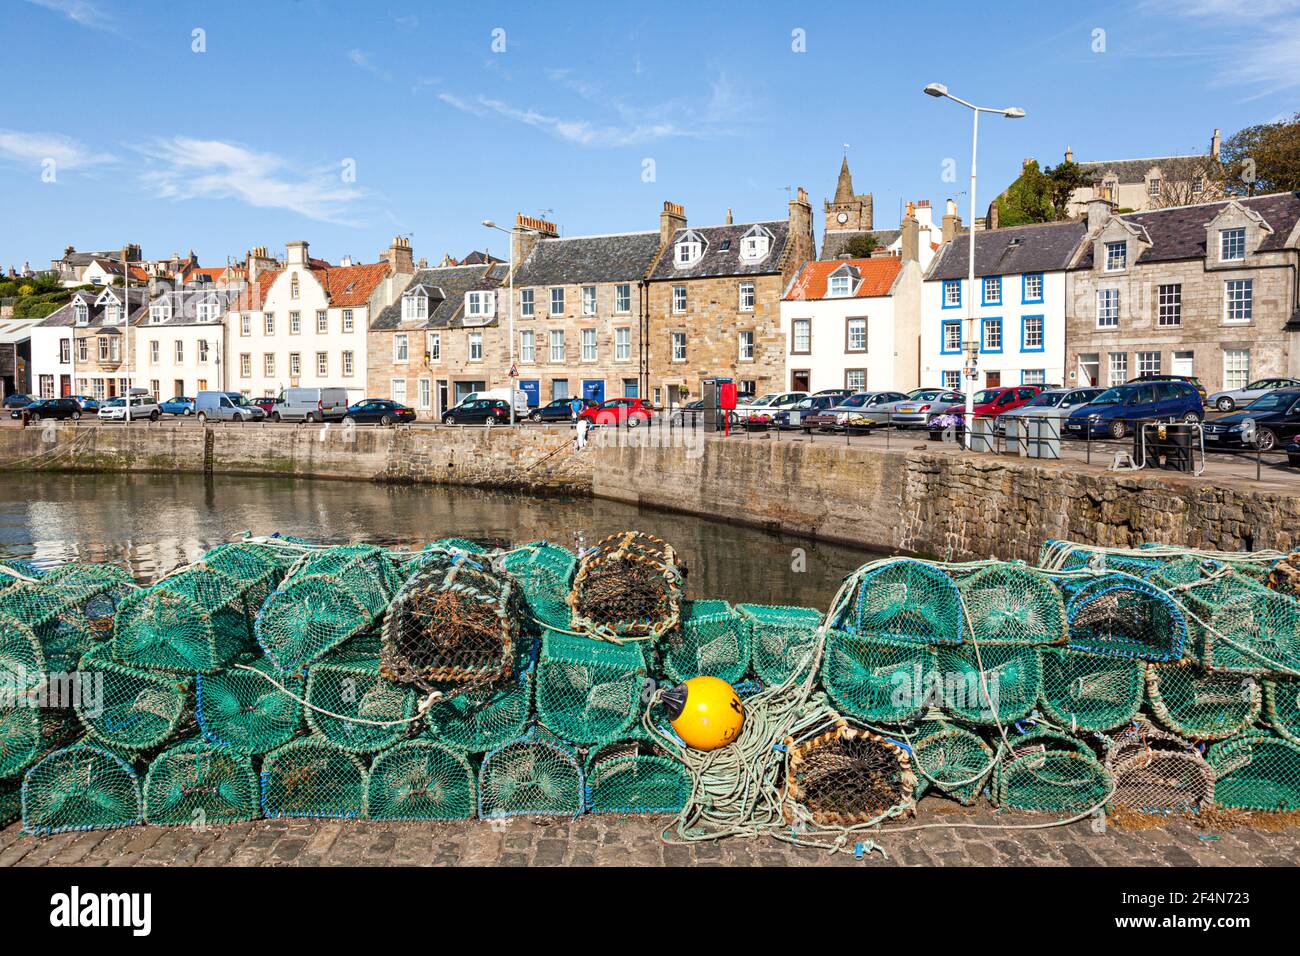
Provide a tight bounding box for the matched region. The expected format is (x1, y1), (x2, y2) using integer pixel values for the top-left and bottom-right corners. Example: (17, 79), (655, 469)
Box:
(0, 473), (880, 611)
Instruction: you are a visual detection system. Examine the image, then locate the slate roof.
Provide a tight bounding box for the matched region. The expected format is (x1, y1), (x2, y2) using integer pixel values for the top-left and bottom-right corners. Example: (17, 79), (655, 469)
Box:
(785, 257), (902, 301)
(37, 287), (150, 328)
(1077, 155), (1219, 186)
(1074, 192), (1300, 268)
(141, 289), (238, 326)
(649, 221), (791, 281)
(926, 220), (1088, 281)
(821, 229), (901, 260)
(513, 232), (660, 286)
(370, 263), (504, 331)
(460, 250), (505, 265)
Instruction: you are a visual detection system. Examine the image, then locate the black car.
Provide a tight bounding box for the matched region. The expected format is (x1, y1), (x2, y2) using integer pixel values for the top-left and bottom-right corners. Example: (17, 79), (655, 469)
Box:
(1287, 437), (1300, 468)
(528, 397), (598, 423)
(1202, 388), (1300, 452)
(3, 394), (32, 409)
(442, 398), (512, 425)
(775, 394), (837, 429)
(343, 399), (417, 425)
(10, 397), (84, 421)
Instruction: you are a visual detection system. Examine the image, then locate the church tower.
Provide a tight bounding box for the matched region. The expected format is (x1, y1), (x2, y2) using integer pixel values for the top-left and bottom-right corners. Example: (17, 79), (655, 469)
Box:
(823, 156), (873, 234)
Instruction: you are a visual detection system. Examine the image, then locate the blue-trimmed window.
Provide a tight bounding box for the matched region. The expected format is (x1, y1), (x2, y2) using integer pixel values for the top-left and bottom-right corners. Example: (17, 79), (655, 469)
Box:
(941, 320), (962, 354)
(1022, 272), (1044, 304)
(982, 276), (1002, 306)
(1020, 314), (1044, 353)
(942, 280), (961, 309)
(981, 318), (1003, 354)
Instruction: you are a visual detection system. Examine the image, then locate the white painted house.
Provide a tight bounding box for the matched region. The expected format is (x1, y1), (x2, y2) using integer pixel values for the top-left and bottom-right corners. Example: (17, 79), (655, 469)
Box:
(134, 288), (237, 399)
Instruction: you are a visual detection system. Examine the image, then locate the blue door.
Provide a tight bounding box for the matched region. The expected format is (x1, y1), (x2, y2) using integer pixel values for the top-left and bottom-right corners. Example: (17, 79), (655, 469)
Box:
(583, 380), (605, 403)
(519, 379), (541, 407)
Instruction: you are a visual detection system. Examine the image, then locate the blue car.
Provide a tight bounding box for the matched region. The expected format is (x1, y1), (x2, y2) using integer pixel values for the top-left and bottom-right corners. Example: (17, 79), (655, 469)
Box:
(1063, 381), (1202, 440)
(159, 396), (195, 416)
(72, 395), (100, 413)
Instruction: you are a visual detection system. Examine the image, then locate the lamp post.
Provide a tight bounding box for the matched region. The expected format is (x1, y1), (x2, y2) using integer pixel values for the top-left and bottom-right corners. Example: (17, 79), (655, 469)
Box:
(923, 83), (1024, 449)
(483, 218), (538, 427)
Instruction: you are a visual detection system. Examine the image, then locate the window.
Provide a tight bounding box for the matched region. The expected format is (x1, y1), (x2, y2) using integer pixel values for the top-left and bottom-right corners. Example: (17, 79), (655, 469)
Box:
(427, 332), (440, 362)
(672, 285), (687, 314)
(60, 340), (70, 364)
(1137, 351), (1161, 376)
(520, 331), (536, 363)
(582, 286), (596, 316)
(174, 341), (184, 364)
(394, 334), (409, 363)
(104, 303), (121, 324)
(240, 315), (250, 336)
(829, 274), (851, 298)
(942, 280), (960, 308)
(1157, 284), (1182, 326)
(550, 288), (565, 315)
(74, 302), (89, 325)
(264, 353), (275, 377)
(468, 332), (483, 361)
(342, 309), (354, 333)
(317, 352), (328, 377)
(1220, 227), (1246, 262)
(739, 281), (755, 311)
(942, 370), (961, 390)
(1021, 315), (1043, 351)
(196, 300), (217, 322)
(98, 337), (119, 362)
(675, 237), (703, 265)
(549, 330), (565, 362)
(199, 340), (209, 363)
(1022, 273), (1043, 303)
(615, 328), (631, 362)
(289, 311), (301, 334)
(738, 330), (754, 361)
(983, 276), (1002, 306)
(1192, 179), (1205, 197)
(671, 332), (687, 362)
(317, 310), (328, 333)
(466, 291), (495, 318)
(240, 353), (251, 378)
(1108, 352), (1128, 386)
(150, 304), (167, 324)
(342, 351), (354, 377)
(791, 319), (810, 353)
(614, 284), (631, 314)
(982, 318), (1002, 352)
(845, 369), (866, 391)
(78, 339), (88, 363)
(552, 379), (570, 400)
(846, 318), (867, 352)
(1022, 369), (1045, 385)
(290, 274), (299, 300)
(581, 328), (597, 362)
(149, 341), (159, 365)
(392, 378), (407, 404)
(520, 289), (535, 317)
(1097, 289), (1119, 328)
(1223, 349), (1250, 390)
(264, 313), (275, 335)
(942, 321), (962, 353)
(1148, 178), (1161, 197)
(1224, 279), (1252, 323)
(402, 295), (425, 322)
(289, 353), (301, 377)
(740, 227), (770, 260)
(1104, 241), (1127, 272)
(418, 378), (431, 410)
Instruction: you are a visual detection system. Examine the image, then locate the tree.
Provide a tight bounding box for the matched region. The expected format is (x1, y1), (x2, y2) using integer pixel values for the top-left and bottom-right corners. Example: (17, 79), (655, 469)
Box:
(1042, 160), (1091, 219)
(1222, 114), (1300, 195)
(841, 233), (880, 257)
(994, 159), (1091, 227)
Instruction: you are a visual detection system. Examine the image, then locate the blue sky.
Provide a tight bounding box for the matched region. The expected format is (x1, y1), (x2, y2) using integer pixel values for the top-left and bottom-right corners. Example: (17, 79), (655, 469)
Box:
(2, 0), (1297, 271)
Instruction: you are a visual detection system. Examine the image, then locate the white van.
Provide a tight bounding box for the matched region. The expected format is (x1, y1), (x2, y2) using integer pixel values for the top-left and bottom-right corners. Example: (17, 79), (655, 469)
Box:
(195, 391), (266, 423)
(270, 387), (349, 423)
(461, 387), (529, 416)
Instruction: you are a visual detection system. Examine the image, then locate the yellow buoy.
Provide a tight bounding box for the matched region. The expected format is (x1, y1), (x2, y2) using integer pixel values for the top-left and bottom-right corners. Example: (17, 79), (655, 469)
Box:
(661, 676), (744, 751)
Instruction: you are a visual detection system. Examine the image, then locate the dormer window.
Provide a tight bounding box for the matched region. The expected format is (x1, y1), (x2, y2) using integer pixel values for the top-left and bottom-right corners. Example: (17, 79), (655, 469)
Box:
(827, 264), (860, 299)
(402, 291), (428, 322)
(829, 275), (852, 297)
(196, 299), (218, 322)
(150, 303), (169, 324)
(466, 290), (495, 319)
(104, 303), (122, 325)
(674, 230), (706, 266)
(1104, 241), (1127, 272)
(739, 225), (772, 262)
(74, 302), (89, 326)
(1220, 227), (1246, 262)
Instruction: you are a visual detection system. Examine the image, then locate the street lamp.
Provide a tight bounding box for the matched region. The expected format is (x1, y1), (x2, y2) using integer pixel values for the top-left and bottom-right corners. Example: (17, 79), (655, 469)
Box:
(483, 218), (539, 427)
(923, 83), (1024, 448)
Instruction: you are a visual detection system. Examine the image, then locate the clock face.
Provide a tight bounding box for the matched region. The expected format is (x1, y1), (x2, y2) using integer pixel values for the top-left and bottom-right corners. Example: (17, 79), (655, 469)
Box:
(836, 212), (849, 224)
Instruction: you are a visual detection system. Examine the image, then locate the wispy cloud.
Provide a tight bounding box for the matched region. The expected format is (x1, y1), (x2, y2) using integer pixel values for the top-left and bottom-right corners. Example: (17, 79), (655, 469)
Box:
(1140, 0), (1300, 96)
(135, 137), (367, 225)
(0, 128), (115, 170)
(347, 49), (392, 82)
(25, 0), (118, 33)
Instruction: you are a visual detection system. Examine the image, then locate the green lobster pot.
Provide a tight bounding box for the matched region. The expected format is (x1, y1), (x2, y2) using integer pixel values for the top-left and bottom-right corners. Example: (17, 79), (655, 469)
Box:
(0, 613), (46, 708)
(500, 543), (577, 631)
(478, 728), (584, 819)
(1166, 571), (1300, 675)
(422, 665), (533, 754)
(1264, 678), (1300, 747)
(738, 604), (823, 685)
(0, 563), (137, 669)
(196, 658), (304, 756)
(304, 653), (417, 754)
(992, 731), (1112, 813)
(0, 559), (42, 592)
(1104, 722), (1214, 816)
(0, 779), (18, 827)
(910, 723), (994, 806)
(75, 645), (193, 753)
(261, 736), (367, 819)
(1207, 732), (1300, 812)
(1065, 576), (1187, 662)
(838, 559), (964, 645)
(956, 565), (1067, 646)
(400, 538), (488, 579)
(934, 644), (1041, 725)
(366, 739), (476, 821)
(535, 631), (645, 747)
(22, 742), (142, 834)
(0, 705), (77, 780)
(1040, 647), (1144, 732)
(586, 739), (690, 815)
(822, 631), (937, 723)
(143, 738), (259, 826)
(659, 600), (751, 685)
(1146, 662), (1261, 741)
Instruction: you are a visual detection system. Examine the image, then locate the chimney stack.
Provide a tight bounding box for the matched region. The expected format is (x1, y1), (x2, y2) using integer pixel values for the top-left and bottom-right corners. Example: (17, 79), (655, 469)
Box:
(941, 199), (962, 245)
(726, 207), (733, 225)
(286, 240), (309, 267)
(513, 213), (558, 266)
(901, 207), (920, 264)
(788, 186), (813, 261)
(1087, 197), (1115, 234)
(989, 200), (1000, 231)
(383, 236), (415, 275)
(1211, 127), (1221, 159)
(660, 201), (687, 247)
(914, 199), (934, 230)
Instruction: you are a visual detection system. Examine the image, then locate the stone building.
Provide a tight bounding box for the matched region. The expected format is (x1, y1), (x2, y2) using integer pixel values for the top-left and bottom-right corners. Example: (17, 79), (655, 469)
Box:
(33, 286), (149, 401)
(646, 191), (816, 403)
(135, 288), (238, 399)
(1062, 130), (1224, 216)
(1065, 193), (1300, 394)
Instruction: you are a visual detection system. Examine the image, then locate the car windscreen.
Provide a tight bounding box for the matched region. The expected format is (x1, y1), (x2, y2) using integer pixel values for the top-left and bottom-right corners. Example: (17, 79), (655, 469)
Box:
(1243, 391), (1298, 412)
(972, 390), (1000, 404)
(909, 389), (941, 400)
(749, 394), (778, 407)
(1026, 392), (1065, 408)
(838, 394), (870, 408)
(1092, 387), (1131, 405)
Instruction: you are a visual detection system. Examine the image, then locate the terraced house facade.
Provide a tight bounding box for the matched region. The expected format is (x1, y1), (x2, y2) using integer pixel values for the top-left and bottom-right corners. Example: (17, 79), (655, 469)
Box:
(35, 286), (150, 401)
(136, 287), (237, 399)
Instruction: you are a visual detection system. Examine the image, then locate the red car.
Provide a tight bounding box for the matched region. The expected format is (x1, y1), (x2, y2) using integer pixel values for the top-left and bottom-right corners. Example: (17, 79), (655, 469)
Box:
(579, 397), (654, 427)
(926, 386), (1043, 432)
(252, 396), (278, 415)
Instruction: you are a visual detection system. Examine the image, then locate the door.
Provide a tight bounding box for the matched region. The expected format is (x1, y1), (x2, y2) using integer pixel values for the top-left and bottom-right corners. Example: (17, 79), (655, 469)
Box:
(985, 371), (1001, 388)
(60, 375), (71, 397)
(791, 370), (810, 392)
(582, 380), (605, 403)
(174, 379), (185, 397)
(1078, 354), (1100, 387)
(437, 380), (449, 417)
(519, 379), (540, 408)
(1171, 352), (1194, 377)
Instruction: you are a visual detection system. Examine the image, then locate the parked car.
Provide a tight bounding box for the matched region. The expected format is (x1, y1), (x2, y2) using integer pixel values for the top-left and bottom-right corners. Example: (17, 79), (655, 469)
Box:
(926, 386), (1043, 436)
(1063, 381), (1202, 440)
(270, 387), (349, 423)
(251, 396), (279, 416)
(1202, 388), (1300, 452)
(10, 397), (84, 421)
(775, 394), (839, 430)
(1206, 378), (1300, 413)
(1287, 437), (1300, 468)
(442, 398), (511, 425)
(159, 396), (195, 416)
(461, 388), (530, 416)
(528, 397), (599, 423)
(71, 395), (100, 413)
(342, 399), (417, 426)
(881, 389), (964, 429)
(994, 387), (1106, 437)
(812, 388), (855, 401)
(667, 399), (706, 426)
(195, 391), (266, 423)
(579, 397), (655, 427)
(2, 394), (32, 409)
(98, 395), (161, 422)
(735, 391), (808, 417)
(802, 391), (911, 430)
(1127, 373), (1207, 406)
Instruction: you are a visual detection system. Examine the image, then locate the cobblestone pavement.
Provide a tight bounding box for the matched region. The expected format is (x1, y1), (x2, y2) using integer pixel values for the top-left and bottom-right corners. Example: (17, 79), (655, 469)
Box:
(4, 800), (1297, 866)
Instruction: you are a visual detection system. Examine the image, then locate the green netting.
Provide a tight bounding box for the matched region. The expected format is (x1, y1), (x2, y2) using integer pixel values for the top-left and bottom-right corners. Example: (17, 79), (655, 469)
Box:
(143, 738), (259, 826)
(304, 650), (418, 754)
(422, 658), (533, 753)
(569, 531), (683, 641)
(112, 543), (289, 673)
(0, 615), (46, 709)
(822, 631), (937, 723)
(255, 545), (404, 671)
(1039, 540), (1169, 577)
(1146, 662), (1261, 740)
(0, 704), (77, 781)
(196, 657), (304, 755)
(1207, 732), (1300, 812)
(0, 559), (43, 591)
(1, 778), (18, 827)
(1161, 571), (1300, 675)
(992, 731), (1112, 812)
(0, 563), (137, 669)
(1065, 576), (1187, 662)
(933, 644), (1041, 725)
(399, 539), (487, 578)
(586, 738), (691, 814)
(22, 741), (142, 834)
(499, 542), (576, 631)
(738, 604), (823, 686)
(260, 736), (367, 819)
(784, 721), (917, 826)
(366, 739), (476, 820)
(837, 559), (963, 645)
(659, 600), (751, 685)
(75, 645), (193, 752)
(1040, 647), (1145, 732)
(535, 631), (645, 746)
(1263, 678), (1300, 747)
(1104, 721), (1214, 816)
(478, 727), (584, 818)
(957, 565), (1067, 646)
(910, 722), (994, 806)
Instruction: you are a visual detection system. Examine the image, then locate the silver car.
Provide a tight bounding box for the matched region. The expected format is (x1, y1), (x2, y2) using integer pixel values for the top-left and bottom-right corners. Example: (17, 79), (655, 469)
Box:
(886, 389), (965, 428)
(994, 386), (1104, 437)
(1207, 377), (1300, 413)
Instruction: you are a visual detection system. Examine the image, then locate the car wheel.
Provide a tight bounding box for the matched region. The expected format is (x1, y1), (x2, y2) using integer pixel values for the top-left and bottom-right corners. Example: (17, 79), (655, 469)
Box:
(197, 412), (207, 424)
(1216, 397), (1235, 412)
(184, 408), (193, 416)
(486, 414), (499, 425)
(72, 411), (80, 421)
(380, 415), (393, 426)
(232, 413), (243, 423)
(1182, 411), (1201, 425)
(627, 415), (641, 428)
(1109, 420), (1127, 440)
(529, 410), (542, 423)
(270, 412), (281, 423)
(150, 410), (160, 422)
(306, 412), (318, 424)
(445, 416), (457, 425)
(343, 416), (357, 426)
(1257, 429), (1278, 452)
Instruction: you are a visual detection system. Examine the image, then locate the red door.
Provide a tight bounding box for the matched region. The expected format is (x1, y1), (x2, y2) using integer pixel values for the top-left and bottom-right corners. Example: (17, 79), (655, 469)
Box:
(60, 375), (71, 397)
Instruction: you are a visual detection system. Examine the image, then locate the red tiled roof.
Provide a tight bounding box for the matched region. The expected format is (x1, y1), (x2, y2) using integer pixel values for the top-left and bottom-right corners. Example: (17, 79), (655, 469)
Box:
(232, 270), (279, 311)
(784, 257), (902, 301)
(313, 262), (390, 307)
